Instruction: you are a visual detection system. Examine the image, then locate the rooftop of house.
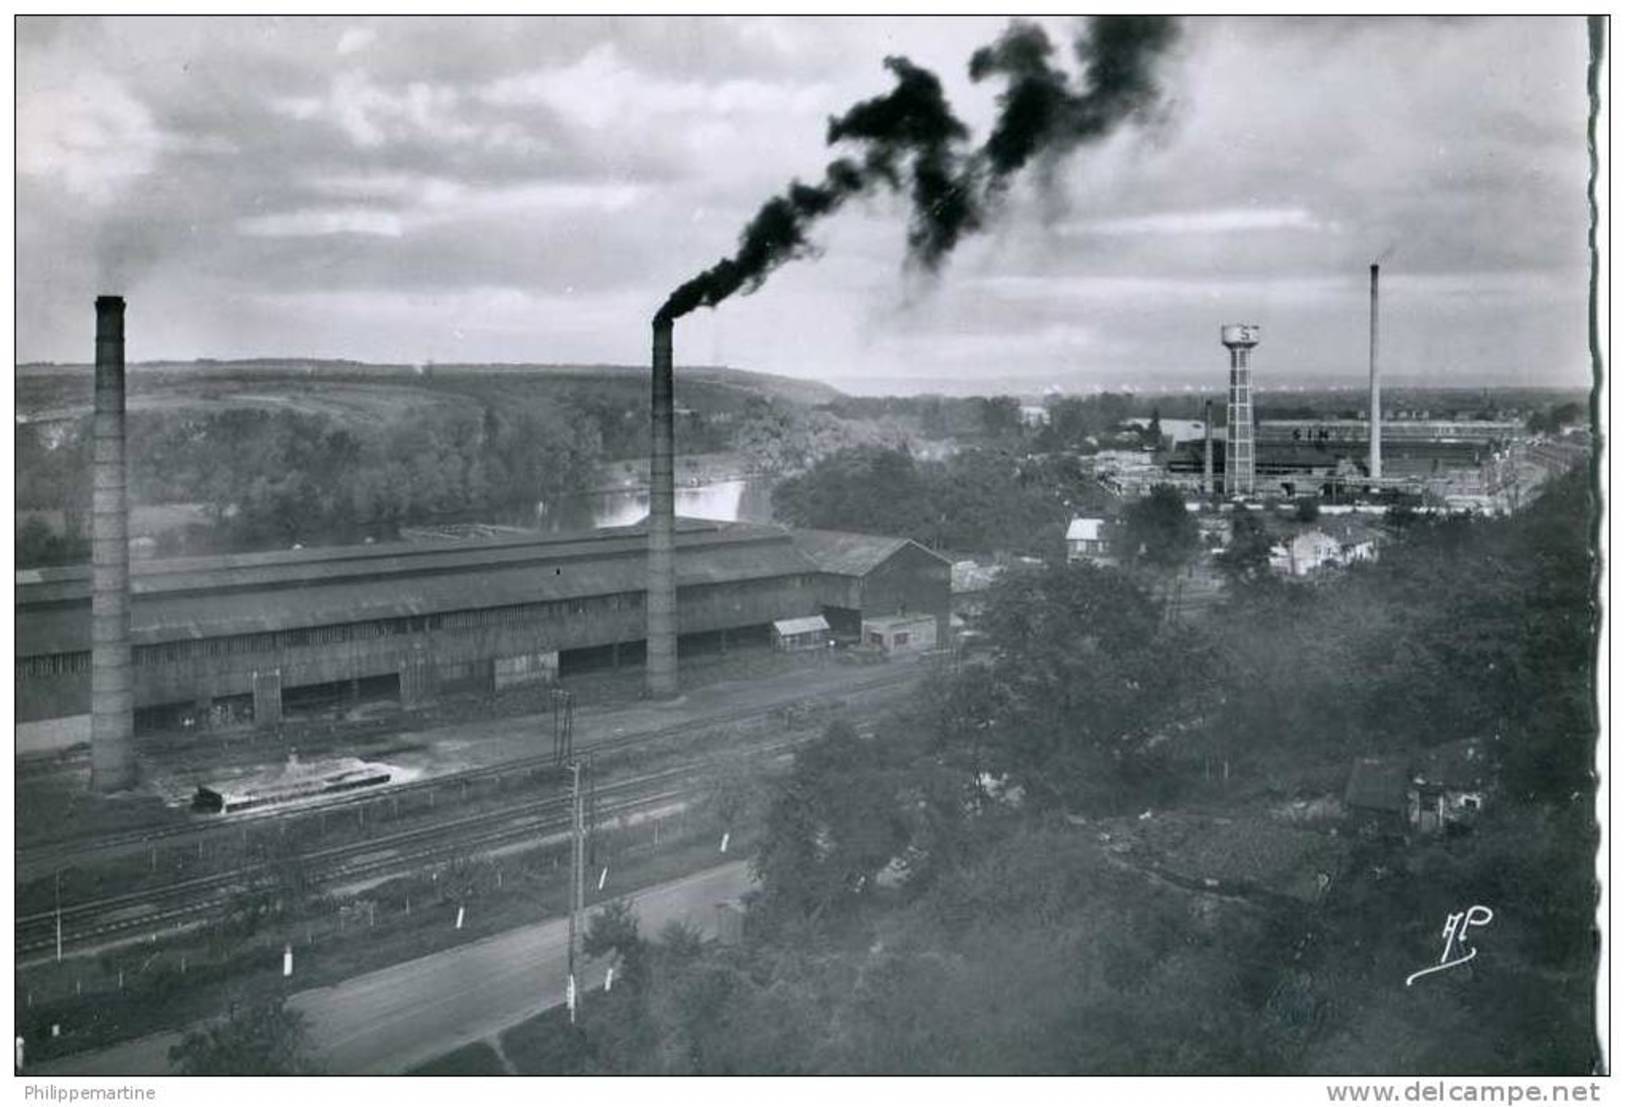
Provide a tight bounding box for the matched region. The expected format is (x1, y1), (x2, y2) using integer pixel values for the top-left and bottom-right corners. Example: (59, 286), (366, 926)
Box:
(790, 529), (943, 577)
(773, 614), (831, 637)
(1317, 515), (1385, 546)
(951, 560), (1004, 594)
(861, 612), (939, 632)
(1066, 517), (1107, 542)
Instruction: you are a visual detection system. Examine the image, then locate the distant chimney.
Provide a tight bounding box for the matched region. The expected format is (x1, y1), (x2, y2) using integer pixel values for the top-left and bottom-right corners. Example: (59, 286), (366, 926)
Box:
(1368, 263), (1382, 480)
(646, 319), (678, 699)
(91, 296), (136, 792)
(1202, 398), (1214, 496)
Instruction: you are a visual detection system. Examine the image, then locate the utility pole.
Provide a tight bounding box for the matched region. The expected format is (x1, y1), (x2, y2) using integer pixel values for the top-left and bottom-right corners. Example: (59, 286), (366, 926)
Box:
(54, 871), (62, 964)
(566, 759), (585, 1024)
(586, 752), (598, 868)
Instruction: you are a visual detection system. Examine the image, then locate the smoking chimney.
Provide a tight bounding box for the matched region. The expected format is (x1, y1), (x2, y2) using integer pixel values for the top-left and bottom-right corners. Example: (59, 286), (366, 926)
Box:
(1219, 324), (1259, 497)
(646, 318), (678, 699)
(91, 296), (136, 792)
(1368, 263), (1382, 481)
(1202, 398), (1214, 496)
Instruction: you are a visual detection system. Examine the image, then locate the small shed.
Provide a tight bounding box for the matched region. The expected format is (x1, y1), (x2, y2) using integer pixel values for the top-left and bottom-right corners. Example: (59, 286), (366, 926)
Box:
(861, 612), (938, 655)
(1066, 517), (1110, 563)
(1345, 742), (1489, 839)
(772, 614), (831, 652)
(1411, 739), (1489, 834)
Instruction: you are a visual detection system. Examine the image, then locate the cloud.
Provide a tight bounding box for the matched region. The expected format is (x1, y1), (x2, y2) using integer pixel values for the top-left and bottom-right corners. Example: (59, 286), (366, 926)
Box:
(12, 16), (1593, 391)
(1068, 206), (1339, 236)
(481, 41), (834, 127)
(336, 25), (376, 56)
(16, 69), (165, 204)
(238, 207), (404, 237)
(272, 70), (547, 156)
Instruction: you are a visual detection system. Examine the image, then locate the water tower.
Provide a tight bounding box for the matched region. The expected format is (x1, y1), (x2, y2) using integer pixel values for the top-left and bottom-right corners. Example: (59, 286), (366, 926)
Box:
(1220, 324), (1259, 496)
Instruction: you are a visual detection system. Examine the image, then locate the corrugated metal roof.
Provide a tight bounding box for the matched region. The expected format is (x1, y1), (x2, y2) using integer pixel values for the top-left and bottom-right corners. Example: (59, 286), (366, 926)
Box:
(793, 529), (946, 576)
(19, 524), (819, 656)
(862, 612), (938, 633)
(16, 519), (789, 605)
(773, 615), (830, 636)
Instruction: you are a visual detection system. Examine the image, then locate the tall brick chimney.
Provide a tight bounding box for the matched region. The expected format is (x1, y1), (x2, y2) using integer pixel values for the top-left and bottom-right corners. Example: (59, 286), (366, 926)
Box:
(91, 295), (136, 792)
(1369, 263), (1382, 481)
(646, 318), (678, 698)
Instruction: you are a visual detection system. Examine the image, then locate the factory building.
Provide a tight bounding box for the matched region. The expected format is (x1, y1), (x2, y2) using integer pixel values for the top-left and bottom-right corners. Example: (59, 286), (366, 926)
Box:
(790, 529), (953, 645)
(1166, 427), (1509, 497)
(15, 518), (951, 743)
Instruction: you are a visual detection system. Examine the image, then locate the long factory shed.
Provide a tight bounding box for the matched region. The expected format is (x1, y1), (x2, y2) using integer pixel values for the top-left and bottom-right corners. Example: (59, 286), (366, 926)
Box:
(16, 519), (950, 735)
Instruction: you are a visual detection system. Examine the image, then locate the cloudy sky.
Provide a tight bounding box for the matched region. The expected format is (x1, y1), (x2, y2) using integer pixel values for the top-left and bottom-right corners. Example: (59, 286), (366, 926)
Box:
(16, 16), (1594, 394)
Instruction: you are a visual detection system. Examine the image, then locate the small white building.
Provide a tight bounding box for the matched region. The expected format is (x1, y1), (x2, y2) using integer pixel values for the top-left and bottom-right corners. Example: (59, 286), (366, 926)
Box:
(1019, 405), (1051, 427)
(1066, 517), (1111, 564)
(772, 614), (832, 652)
(861, 612), (938, 655)
(1271, 530), (1343, 577)
(1271, 519), (1381, 578)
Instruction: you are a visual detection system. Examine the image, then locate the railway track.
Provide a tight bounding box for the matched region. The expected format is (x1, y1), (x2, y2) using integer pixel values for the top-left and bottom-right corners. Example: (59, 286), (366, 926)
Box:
(14, 700), (843, 960)
(15, 770), (698, 959)
(17, 667), (921, 876)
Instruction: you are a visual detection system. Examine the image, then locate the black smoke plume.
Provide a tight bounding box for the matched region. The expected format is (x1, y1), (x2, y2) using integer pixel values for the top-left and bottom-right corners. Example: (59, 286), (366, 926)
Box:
(656, 16), (1180, 324)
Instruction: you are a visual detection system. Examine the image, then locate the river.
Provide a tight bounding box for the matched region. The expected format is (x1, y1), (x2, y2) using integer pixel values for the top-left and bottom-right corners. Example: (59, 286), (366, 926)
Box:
(535, 476), (777, 533)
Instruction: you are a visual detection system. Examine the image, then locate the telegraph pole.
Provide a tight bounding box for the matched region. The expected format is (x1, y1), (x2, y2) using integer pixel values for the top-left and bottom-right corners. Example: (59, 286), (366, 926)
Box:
(566, 759), (585, 1024)
(54, 871), (62, 964)
(586, 751), (598, 867)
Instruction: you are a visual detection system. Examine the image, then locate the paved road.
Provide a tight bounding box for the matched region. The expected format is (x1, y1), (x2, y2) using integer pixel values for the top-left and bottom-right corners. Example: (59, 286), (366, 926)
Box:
(32, 861), (753, 1076)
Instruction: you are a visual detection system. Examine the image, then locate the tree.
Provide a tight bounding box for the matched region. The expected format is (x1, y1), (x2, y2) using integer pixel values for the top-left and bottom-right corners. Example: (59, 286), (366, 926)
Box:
(1119, 484), (1199, 569)
(1217, 508), (1275, 584)
(15, 517), (88, 568)
(974, 562), (1196, 809)
(1294, 497), (1321, 523)
(1526, 400), (1586, 436)
(978, 396), (1022, 440)
(168, 997), (318, 1075)
(585, 900), (650, 992)
(752, 721), (912, 927)
(771, 446), (931, 538)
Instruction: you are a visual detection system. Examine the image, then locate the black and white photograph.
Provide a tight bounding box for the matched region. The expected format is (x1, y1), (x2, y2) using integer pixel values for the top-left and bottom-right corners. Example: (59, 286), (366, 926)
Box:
(10, 12), (1607, 1090)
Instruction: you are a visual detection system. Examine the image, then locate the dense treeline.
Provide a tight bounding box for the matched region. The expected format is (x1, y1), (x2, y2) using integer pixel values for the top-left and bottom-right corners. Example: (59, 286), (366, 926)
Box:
(549, 467), (1597, 1073)
(149, 406), (604, 548)
(15, 405), (605, 557)
(14, 374), (904, 564)
(822, 391), (1168, 446)
(770, 445), (1112, 558)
